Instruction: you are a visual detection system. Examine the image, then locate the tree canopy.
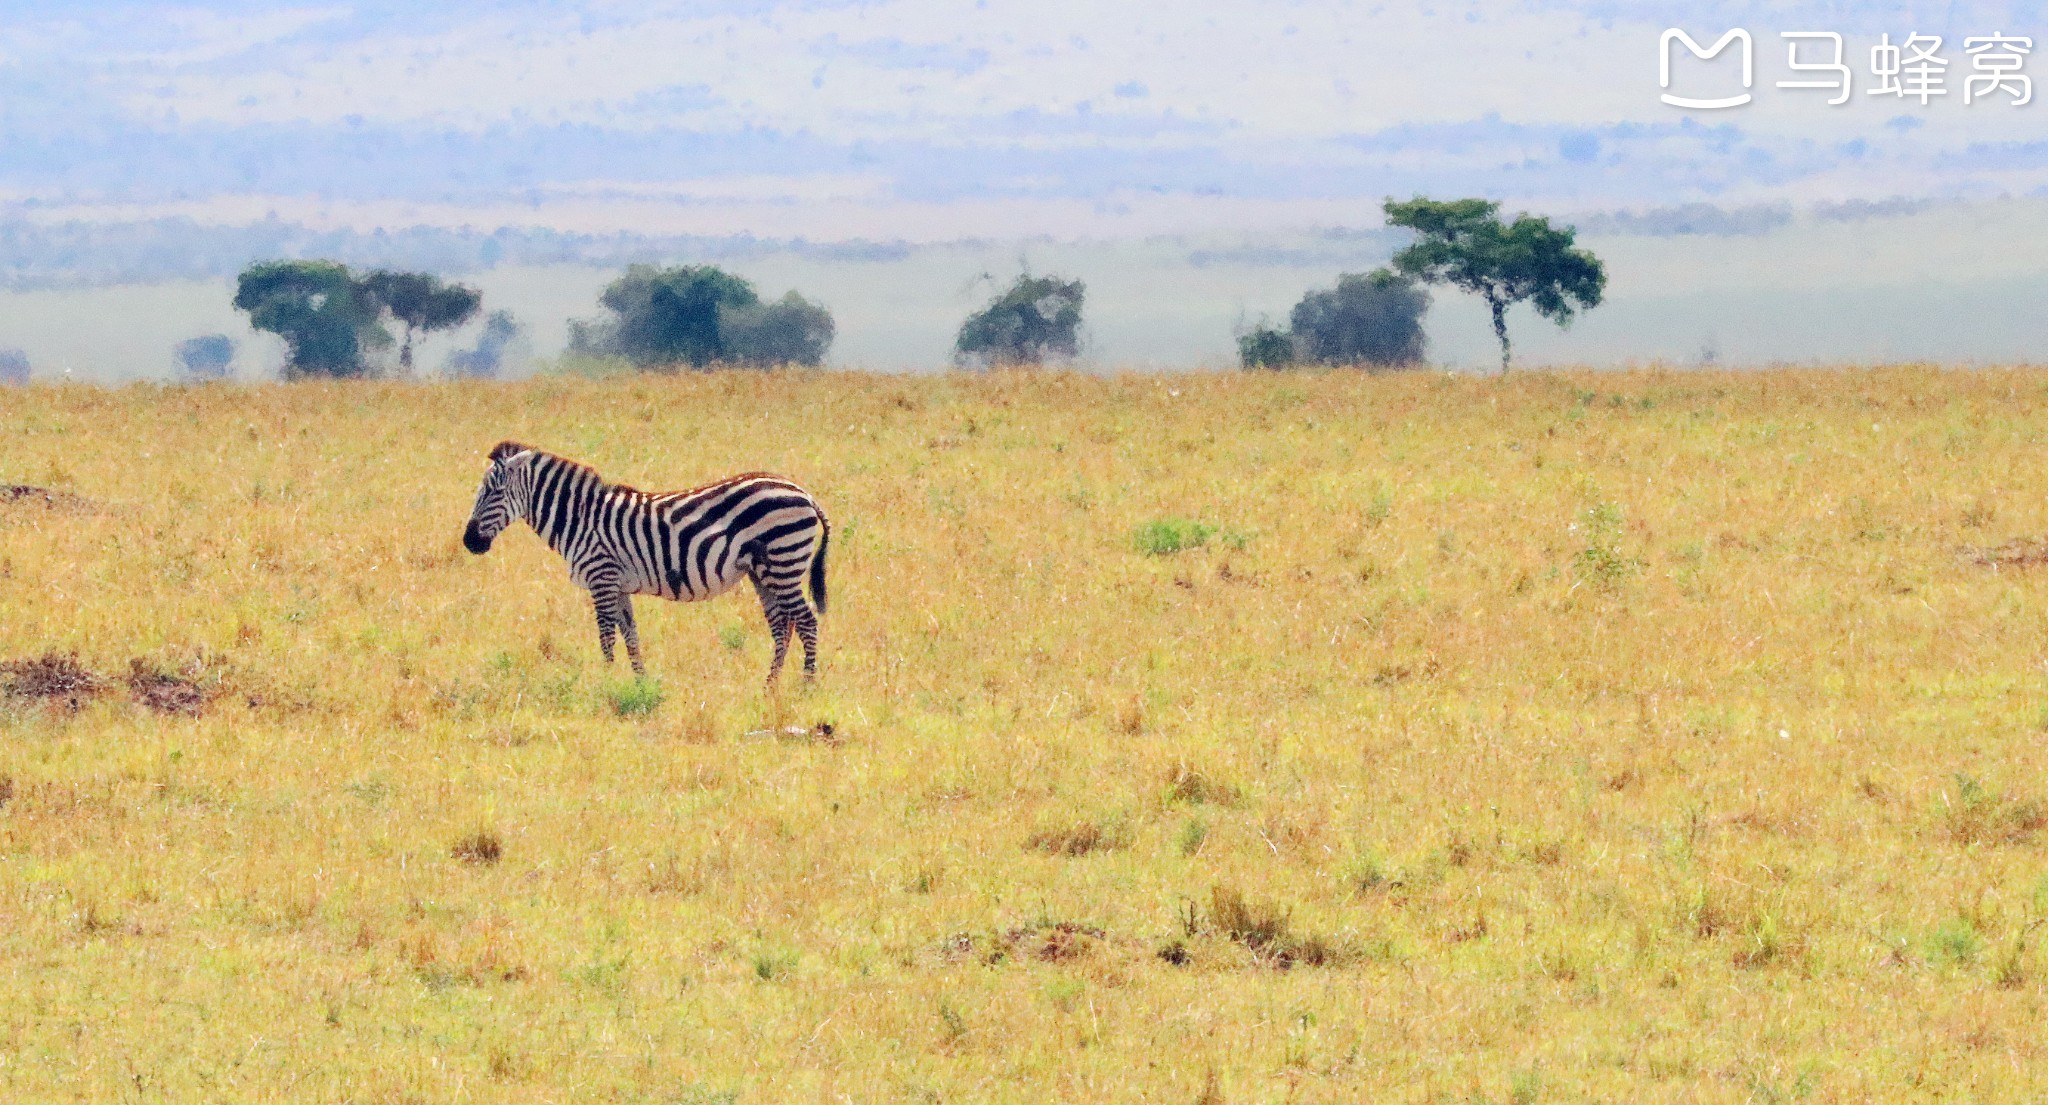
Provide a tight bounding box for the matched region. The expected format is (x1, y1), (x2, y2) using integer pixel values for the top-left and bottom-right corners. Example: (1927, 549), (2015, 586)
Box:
(954, 274), (1085, 368)
(233, 260), (389, 379)
(570, 265), (833, 369)
(1384, 197), (1605, 371)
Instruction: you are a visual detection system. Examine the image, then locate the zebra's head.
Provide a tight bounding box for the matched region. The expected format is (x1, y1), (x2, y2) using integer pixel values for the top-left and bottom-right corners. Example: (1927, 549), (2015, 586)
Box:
(463, 441), (535, 554)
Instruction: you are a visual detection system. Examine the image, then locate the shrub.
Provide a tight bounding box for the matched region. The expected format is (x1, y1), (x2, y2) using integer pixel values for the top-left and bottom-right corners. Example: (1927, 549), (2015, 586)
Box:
(1237, 325), (1296, 369)
(752, 948), (799, 981)
(721, 291), (835, 367)
(1288, 268), (1430, 367)
(570, 265), (833, 370)
(175, 335), (235, 380)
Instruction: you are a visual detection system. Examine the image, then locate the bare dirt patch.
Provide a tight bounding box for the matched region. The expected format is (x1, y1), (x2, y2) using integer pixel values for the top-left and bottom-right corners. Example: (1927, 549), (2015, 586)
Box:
(3, 653), (230, 716)
(1001, 921), (1105, 963)
(0, 485), (96, 512)
(1, 653), (106, 711)
(125, 659), (215, 717)
(1963, 538), (2048, 569)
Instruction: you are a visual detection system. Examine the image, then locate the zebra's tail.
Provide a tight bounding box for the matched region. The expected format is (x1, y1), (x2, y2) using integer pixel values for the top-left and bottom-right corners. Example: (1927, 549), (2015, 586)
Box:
(808, 512), (830, 616)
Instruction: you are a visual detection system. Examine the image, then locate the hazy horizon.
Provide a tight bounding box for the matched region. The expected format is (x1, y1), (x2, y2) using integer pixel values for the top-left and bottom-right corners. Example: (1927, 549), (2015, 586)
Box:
(3, 1), (2046, 377)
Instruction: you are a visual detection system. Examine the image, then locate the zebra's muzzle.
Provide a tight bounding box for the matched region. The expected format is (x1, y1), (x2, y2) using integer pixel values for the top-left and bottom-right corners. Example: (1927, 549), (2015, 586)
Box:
(463, 523), (493, 555)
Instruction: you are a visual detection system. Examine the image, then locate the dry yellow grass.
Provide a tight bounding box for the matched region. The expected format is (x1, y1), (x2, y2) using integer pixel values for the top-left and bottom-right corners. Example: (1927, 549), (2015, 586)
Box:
(3, 367), (2047, 1103)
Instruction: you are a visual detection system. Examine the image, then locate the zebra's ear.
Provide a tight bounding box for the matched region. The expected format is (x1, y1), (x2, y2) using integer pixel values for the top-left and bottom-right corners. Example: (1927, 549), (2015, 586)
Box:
(488, 441), (532, 464)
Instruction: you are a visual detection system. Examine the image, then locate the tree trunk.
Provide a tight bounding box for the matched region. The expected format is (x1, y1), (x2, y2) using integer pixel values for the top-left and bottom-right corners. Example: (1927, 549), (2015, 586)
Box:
(400, 326), (415, 372)
(1488, 296), (1511, 373)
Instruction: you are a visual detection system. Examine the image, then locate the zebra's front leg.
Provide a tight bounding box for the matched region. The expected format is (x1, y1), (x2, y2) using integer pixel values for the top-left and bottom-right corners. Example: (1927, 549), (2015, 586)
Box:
(618, 593), (646, 677)
(590, 585), (620, 667)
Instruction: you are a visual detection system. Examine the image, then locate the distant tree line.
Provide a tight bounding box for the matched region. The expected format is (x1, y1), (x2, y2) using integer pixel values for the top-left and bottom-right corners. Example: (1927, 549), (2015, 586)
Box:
(204, 195), (1601, 380)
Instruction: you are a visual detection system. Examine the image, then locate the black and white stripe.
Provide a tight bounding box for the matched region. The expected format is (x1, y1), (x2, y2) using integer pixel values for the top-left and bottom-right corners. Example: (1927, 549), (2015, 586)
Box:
(462, 441), (829, 683)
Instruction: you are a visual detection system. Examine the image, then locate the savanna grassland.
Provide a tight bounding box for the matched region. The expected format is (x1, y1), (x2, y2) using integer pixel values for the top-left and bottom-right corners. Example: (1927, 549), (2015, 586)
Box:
(3, 368), (2048, 1104)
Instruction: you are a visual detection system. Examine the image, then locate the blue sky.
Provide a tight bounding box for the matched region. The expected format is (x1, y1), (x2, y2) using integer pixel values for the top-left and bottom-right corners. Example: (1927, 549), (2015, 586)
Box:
(4, 1), (2046, 241)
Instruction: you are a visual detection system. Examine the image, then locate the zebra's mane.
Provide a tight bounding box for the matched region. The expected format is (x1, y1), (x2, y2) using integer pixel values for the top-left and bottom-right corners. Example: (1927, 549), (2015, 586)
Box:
(493, 442), (649, 497)
(491, 441), (787, 503)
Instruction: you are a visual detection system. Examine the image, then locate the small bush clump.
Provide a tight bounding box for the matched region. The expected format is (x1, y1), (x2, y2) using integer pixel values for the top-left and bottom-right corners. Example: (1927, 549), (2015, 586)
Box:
(1134, 519), (1216, 556)
(607, 677), (664, 718)
(1209, 884), (1352, 968)
(1573, 502), (1640, 587)
(1940, 773), (2046, 845)
(1164, 762), (1245, 807)
(452, 829), (503, 866)
(1025, 817), (1133, 857)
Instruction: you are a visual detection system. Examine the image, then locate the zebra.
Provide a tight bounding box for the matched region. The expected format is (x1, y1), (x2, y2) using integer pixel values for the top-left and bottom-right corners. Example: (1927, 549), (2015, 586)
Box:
(461, 441), (829, 684)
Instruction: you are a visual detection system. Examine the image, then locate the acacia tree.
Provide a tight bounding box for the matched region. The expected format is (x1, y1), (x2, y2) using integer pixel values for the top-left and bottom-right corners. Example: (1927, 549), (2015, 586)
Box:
(954, 274), (1084, 368)
(359, 270), (482, 371)
(1384, 197), (1604, 372)
(233, 261), (388, 378)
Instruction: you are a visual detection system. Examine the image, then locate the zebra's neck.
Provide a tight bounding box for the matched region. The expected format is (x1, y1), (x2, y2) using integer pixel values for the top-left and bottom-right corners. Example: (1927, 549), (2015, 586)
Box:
(523, 453), (642, 557)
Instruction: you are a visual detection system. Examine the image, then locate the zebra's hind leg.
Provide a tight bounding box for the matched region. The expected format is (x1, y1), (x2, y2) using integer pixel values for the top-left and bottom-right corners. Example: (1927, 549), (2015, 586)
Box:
(793, 605), (819, 680)
(618, 593), (645, 677)
(765, 614), (794, 686)
(751, 574), (794, 686)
